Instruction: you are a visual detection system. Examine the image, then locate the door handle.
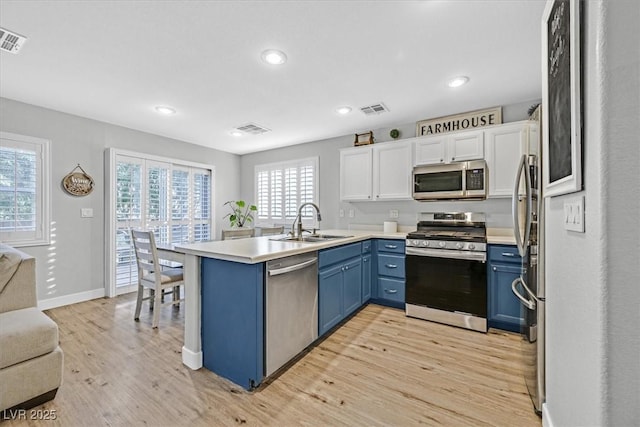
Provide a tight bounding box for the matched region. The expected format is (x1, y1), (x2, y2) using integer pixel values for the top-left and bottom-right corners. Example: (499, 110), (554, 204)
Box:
(511, 277), (536, 310)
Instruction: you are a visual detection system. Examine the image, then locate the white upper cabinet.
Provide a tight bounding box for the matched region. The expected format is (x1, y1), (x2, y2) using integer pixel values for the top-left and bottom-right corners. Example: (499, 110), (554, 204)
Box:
(414, 131), (484, 165)
(373, 141), (413, 200)
(485, 121), (534, 198)
(340, 140), (413, 201)
(413, 136), (447, 165)
(447, 130), (485, 162)
(340, 146), (372, 200)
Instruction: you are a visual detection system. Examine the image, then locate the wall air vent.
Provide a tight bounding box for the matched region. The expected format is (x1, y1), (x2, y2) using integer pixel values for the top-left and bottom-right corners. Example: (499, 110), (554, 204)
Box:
(0, 28), (27, 54)
(360, 102), (389, 116)
(234, 123), (271, 135)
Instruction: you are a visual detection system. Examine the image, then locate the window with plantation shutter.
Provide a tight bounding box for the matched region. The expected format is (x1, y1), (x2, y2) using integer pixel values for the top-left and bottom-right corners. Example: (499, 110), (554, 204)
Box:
(254, 157), (318, 225)
(0, 132), (50, 246)
(112, 153), (212, 291)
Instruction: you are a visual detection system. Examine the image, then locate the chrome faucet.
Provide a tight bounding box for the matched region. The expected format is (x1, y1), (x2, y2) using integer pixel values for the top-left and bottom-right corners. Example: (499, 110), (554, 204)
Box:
(291, 202), (322, 239)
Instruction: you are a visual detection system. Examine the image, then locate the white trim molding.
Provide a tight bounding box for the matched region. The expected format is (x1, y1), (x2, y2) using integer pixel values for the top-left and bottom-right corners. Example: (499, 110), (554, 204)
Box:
(38, 287), (105, 311)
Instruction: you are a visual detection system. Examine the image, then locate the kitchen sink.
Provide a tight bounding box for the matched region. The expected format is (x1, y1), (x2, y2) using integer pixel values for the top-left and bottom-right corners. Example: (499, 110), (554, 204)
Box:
(271, 234), (353, 243)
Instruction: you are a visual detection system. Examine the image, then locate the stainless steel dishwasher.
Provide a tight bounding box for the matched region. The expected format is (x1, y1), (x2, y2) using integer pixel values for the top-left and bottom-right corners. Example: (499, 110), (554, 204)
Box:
(265, 252), (319, 377)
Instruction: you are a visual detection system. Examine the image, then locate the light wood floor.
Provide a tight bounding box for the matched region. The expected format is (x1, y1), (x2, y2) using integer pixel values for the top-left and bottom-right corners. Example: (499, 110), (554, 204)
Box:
(6, 294), (541, 426)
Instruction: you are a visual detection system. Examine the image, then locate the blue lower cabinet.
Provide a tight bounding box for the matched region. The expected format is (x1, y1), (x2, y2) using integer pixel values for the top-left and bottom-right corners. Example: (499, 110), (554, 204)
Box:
(201, 258), (264, 390)
(378, 277), (405, 303)
(372, 239), (406, 309)
(362, 254), (372, 303)
(318, 256), (362, 336)
(343, 257), (362, 316)
(319, 264), (345, 335)
(487, 244), (525, 332)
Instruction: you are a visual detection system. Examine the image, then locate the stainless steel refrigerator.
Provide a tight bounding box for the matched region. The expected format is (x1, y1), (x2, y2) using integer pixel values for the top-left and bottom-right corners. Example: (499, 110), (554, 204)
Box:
(511, 107), (545, 414)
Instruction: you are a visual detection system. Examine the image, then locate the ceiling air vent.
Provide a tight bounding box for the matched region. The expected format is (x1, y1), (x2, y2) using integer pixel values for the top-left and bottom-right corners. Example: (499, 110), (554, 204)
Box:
(234, 123), (271, 135)
(0, 27), (27, 54)
(360, 102), (389, 116)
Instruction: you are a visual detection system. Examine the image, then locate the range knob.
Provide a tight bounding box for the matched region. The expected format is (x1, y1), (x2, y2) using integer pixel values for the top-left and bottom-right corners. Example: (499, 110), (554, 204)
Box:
(438, 241), (446, 248)
(424, 240), (430, 247)
(456, 242), (463, 249)
(469, 243), (476, 250)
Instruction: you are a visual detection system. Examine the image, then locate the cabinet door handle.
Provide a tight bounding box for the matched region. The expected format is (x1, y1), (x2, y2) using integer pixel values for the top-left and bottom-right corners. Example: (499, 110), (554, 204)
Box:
(440, 158), (444, 162)
(385, 244), (397, 249)
(344, 265), (349, 270)
(384, 288), (398, 294)
(493, 266), (497, 271)
(363, 258), (368, 262)
(386, 264), (397, 268)
(501, 252), (516, 257)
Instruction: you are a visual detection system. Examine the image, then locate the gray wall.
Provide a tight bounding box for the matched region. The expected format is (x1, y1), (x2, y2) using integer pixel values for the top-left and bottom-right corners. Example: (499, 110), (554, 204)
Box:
(0, 97), (240, 304)
(240, 99), (539, 231)
(544, 1), (639, 425)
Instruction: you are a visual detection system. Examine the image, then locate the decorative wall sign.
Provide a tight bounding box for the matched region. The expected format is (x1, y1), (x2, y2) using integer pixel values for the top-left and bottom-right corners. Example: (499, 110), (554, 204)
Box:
(62, 164), (94, 196)
(416, 107), (502, 137)
(542, 0), (583, 197)
(354, 131), (374, 146)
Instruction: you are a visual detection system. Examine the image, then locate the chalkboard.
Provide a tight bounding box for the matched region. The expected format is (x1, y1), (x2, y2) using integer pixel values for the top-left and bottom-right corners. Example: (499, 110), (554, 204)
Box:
(547, 0), (572, 183)
(543, 0), (582, 197)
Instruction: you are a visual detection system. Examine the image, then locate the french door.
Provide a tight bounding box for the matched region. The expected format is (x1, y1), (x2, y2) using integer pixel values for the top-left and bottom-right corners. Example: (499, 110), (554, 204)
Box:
(108, 150), (212, 295)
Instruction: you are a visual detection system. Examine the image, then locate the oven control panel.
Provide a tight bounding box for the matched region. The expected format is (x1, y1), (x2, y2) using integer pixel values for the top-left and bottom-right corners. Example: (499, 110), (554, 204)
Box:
(406, 239), (486, 252)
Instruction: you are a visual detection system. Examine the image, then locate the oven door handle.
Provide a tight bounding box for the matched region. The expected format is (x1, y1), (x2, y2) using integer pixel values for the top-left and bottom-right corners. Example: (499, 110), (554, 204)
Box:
(406, 247), (486, 262)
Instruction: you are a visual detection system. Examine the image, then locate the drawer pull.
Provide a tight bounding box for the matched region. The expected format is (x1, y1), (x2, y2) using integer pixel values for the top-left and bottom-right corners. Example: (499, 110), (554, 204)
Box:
(384, 288), (398, 294)
(501, 252), (516, 257)
(385, 264), (398, 268)
(384, 244), (398, 249)
(493, 266), (497, 271)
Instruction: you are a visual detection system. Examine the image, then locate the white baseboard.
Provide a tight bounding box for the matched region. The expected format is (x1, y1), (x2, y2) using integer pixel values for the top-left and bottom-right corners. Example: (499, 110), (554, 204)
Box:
(182, 346), (203, 370)
(542, 403), (553, 427)
(38, 288), (105, 310)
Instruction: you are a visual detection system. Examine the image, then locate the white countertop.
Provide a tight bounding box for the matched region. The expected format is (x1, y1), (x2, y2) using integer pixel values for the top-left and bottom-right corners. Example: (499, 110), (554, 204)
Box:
(175, 229), (407, 264)
(486, 227), (516, 245)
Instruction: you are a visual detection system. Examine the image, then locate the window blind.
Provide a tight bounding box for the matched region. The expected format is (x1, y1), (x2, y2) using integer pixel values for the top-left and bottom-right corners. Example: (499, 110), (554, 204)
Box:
(255, 157), (318, 224)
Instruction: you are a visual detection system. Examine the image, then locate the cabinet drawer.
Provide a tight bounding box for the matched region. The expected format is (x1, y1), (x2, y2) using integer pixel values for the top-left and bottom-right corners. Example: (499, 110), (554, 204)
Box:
(319, 242), (362, 268)
(362, 240), (372, 254)
(378, 277), (405, 303)
(376, 239), (405, 254)
(377, 254), (405, 278)
(488, 245), (522, 263)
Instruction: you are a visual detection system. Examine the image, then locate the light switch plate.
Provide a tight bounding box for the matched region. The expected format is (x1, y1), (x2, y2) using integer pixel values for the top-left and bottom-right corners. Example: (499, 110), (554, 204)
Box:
(348, 209), (354, 218)
(81, 208), (94, 218)
(339, 209), (344, 218)
(563, 196), (584, 232)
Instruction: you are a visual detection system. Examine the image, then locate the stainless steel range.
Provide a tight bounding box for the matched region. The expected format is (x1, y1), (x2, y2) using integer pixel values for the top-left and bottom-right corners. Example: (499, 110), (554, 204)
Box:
(405, 212), (488, 332)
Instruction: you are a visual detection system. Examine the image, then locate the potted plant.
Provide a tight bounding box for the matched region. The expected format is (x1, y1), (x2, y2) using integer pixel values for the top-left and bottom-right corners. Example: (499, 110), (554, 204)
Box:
(223, 200), (258, 228)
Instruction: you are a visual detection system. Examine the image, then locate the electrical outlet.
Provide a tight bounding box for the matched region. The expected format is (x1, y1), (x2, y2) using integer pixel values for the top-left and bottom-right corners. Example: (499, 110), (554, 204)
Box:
(339, 209), (344, 218)
(564, 196), (585, 232)
(389, 209), (399, 219)
(348, 209), (355, 218)
(81, 208), (94, 218)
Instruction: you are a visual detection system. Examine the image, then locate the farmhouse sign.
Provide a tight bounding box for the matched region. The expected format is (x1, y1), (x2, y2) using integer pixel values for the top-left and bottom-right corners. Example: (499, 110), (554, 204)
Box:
(62, 164), (94, 196)
(416, 107), (502, 137)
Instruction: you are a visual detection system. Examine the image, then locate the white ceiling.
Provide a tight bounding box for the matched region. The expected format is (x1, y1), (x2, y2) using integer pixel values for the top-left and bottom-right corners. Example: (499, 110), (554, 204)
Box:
(0, 1), (545, 155)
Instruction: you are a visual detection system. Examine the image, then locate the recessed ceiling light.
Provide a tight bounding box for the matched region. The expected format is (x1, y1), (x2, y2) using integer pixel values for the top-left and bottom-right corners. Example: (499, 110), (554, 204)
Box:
(448, 76), (469, 88)
(336, 106), (352, 115)
(154, 105), (176, 115)
(261, 49), (287, 65)
(230, 130), (243, 137)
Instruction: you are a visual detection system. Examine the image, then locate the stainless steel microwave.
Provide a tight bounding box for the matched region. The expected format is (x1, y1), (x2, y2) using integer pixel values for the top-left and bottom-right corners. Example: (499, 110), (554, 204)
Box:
(412, 160), (487, 201)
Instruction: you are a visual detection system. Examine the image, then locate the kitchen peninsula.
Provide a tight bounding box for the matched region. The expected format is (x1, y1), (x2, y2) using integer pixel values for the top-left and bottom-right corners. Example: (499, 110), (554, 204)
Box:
(175, 229), (406, 389)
